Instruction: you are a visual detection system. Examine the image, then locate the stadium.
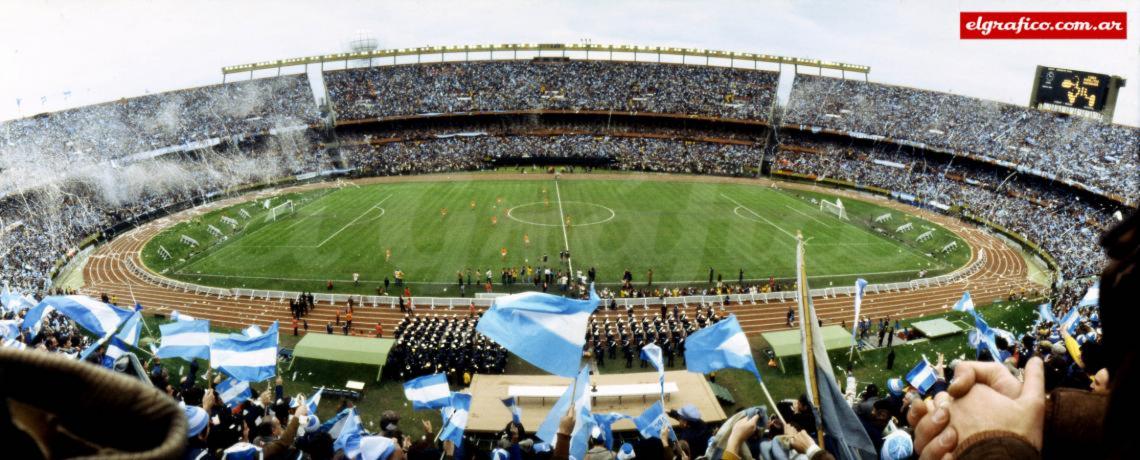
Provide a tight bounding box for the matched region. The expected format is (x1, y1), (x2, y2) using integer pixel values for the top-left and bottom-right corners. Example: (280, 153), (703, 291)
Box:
(0, 3), (1135, 460)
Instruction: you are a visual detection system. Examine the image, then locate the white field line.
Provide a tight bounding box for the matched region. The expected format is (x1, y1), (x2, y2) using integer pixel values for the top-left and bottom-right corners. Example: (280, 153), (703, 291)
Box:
(785, 204), (833, 228)
(721, 193), (797, 240)
(281, 206), (326, 231)
(554, 180), (573, 274)
(317, 195), (392, 248)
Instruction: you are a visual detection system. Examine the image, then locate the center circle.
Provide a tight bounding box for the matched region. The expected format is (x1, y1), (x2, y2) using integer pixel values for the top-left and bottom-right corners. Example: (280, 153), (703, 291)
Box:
(506, 201), (616, 227)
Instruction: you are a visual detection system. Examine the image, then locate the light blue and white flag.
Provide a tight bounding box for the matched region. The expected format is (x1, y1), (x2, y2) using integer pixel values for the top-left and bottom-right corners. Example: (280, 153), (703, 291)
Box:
(536, 366), (590, 444)
(439, 392), (471, 445)
(403, 373), (451, 410)
(333, 408), (364, 458)
(568, 366), (596, 460)
(1037, 303), (1056, 323)
(80, 310), (145, 367)
(1059, 307), (1081, 335)
(171, 310), (196, 322)
(156, 319), (211, 361)
(1078, 281), (1100, 308)
(0, 320), (20, 340)
(0, 289), (36, 314)
(683, 314), (760, 381)
(971, 311), (1003, 361)
(306, 388), (323, 414)
(592, 412), (632, 449)
(905, 358), (937, 394)
(211, 322), (279, 382)
(22, 295), (133, 337)
(2, 337), (27, 350)
(359, 436), (397, 460)
(952, 292), (974, 312)
(501, 397), (522, 423)
(851, 278), (868, 347)
(221, 442), (262, 460)
(217, 378), (253, 408)
(633, 401), (670, 439)
(640, 343), (665, 401)
(319, 408), (357, 438)
(475, 285), (600, 377)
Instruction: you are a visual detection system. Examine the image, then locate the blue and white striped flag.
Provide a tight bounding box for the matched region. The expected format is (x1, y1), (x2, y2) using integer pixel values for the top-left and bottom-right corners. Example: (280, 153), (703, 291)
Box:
(475, 285), (600, 377)
(156, 320), (211, 361)
(971, 310), (1003, 361)
(80, 311), (143, 366)
(221, 442), (262, 460)
(501, 397), (522, 423)
(1037, 303), (1056, 323)
(2, 337), (27, 350)
(568, 368), (595, 460)
(0, 289), (36, 314)
(439, 393), (471, 445)
(319, 408), (357, 438)
(536, 365), (590, 444)
(683, 314), (760, 381)
(952, 292), (975, 312)
(217, 378), (253, 408)
(851, 278), (868, 346)
(592, 412), (631, 449)
(403, 373), (451, 410)
(333, 408), (364, 458)
(1059, 307), (1081, 335)
(0, 320), (20, 340)
(306, 388), (323, 414)
(22, 296), (133, 337)
(633, 401), (670, 439)
(1078, 281), (1099, 308)
(211, 322), (279, 382)
(905, 358), (937, 394)
(640, 343), (665, 401)
(359, 436), (397, 460)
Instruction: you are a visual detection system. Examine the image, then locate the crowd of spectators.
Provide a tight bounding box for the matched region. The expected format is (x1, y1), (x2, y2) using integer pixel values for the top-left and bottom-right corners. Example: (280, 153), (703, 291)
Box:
(784, 74), (1139, 201)
(771, 138), (1122, 278)
(0, 75), (319, 163)
(324, 61), (778, 122)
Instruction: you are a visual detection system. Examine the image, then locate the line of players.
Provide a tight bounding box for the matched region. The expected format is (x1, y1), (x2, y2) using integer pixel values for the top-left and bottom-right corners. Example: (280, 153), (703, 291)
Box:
(588, 304), (725, 369)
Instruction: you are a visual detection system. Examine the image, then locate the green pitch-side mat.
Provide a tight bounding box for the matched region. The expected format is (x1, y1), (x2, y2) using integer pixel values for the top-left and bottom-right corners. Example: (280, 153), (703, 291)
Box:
(910, 318), (963, 339)
(290, 333), (394, 381)
(761, 325), (852, 372)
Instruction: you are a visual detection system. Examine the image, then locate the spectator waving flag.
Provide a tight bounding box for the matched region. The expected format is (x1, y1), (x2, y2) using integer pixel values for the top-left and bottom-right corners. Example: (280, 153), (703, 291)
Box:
(439, 393), (472, 445)
(403, 373), (451, 410)
(217, 378), (253, 408)
(952, 291), (974, 312)
(640, 343), (665, 401)
(850, 278), (868, 349)
(475, 284), (600, 377)
(568, 368), (596, 460)
(593, 413), (632, 449)
(156, 319), (211, 361)
(1059, 307), (1081, 335)
(536, 365), (590, 444)
(21, 295), (133, 337)
(0, 320), (20, 340)
(1078, 281), (1100, 307)
(1037, 303), (1056, 323)
(79, 310), (143, 366)
(905, 358), (937, 394)
(319, 408), (358, 438)
(211, 322), (279, 382)
(306, 388), (323, 414)
(683, 314), (760, 381)
(501, 397), (522, 423)
(633, 401), (670, 439)
(333, 408), (364, 458)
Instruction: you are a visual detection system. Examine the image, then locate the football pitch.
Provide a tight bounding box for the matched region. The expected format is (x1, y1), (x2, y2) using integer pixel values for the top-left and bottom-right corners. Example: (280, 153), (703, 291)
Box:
(141, 176), (969, 296)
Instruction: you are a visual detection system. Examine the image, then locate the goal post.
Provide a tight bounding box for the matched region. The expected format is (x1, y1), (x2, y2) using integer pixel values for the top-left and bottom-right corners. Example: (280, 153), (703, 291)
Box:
(820, 198), (849, 220)
(268, 200), (295, 221)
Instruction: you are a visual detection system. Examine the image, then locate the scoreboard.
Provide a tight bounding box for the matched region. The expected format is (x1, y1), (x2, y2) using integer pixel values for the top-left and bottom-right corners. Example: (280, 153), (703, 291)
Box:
(1030, 66), (1125, 122)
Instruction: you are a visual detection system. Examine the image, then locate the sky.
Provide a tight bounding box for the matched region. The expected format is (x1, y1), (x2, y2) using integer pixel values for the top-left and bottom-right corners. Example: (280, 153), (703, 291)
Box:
(1, 0), (1137, 125)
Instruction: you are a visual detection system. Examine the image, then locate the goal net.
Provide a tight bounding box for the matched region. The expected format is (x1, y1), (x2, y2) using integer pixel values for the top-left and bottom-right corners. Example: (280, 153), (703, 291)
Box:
(820, 198), (849, 220)
(268, 200), (295, 221)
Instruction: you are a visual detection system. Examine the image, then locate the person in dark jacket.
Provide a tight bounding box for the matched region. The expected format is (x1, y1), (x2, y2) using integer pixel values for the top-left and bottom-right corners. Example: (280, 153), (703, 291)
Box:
(667, 404), (711, 456)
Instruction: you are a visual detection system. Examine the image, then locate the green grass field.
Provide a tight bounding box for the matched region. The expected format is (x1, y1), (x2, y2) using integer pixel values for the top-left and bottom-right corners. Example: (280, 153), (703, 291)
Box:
(142, 177), (968, 296)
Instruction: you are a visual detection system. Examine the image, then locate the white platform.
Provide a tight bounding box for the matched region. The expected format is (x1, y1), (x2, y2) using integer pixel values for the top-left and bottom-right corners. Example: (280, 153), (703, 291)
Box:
(508, 382), (679, 403)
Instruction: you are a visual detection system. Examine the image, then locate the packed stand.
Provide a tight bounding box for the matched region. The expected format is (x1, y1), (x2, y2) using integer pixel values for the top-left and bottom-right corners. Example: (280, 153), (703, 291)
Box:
(784, 74), (1140, 201)
(771, 138), (1122, 278)
(325, 61), (778, 122)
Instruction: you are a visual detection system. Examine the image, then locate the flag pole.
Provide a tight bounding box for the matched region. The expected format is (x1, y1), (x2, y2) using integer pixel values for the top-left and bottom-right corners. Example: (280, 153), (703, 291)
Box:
(796, 232), (825, 447)
(757, 377), (787, 425)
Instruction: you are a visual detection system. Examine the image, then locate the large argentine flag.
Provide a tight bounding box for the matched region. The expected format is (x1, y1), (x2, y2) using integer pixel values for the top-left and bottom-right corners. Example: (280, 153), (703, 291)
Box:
(905, 358), (938, 394)
(633, 401), (670, 439)
(80, 311), (144, 366)
(952, 292), (975, 312)
(536, 365), (590, 444)
(156, 320), (211, 361)
(683, 314), (760, 381)
(22, 296), (133, 337)
(475, 285), (599, 377)
(439, 393), (472, 445)
(403, 373), (451, 410)
(211, 322), (279, 382)
(333, 408), (364, 458)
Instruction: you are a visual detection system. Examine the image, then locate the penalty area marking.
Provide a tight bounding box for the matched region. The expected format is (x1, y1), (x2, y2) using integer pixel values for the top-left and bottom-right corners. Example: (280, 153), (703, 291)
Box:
(722, 193), (796, 240)
(506, 201), (616, 227)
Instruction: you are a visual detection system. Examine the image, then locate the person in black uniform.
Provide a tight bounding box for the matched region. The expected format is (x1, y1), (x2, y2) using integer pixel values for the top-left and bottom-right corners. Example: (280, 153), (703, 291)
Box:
(664, 337), (675, 368)
(623, 340), (634, 368)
